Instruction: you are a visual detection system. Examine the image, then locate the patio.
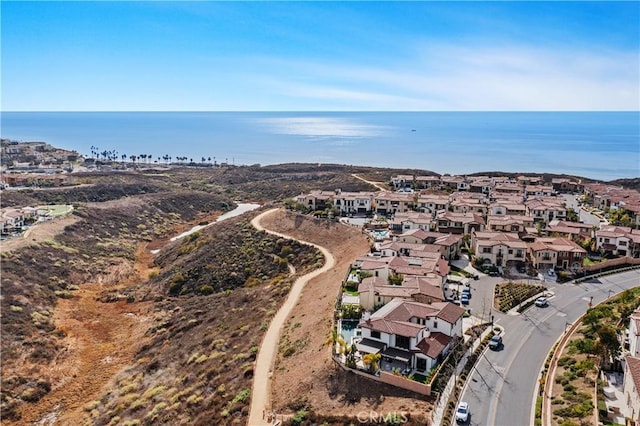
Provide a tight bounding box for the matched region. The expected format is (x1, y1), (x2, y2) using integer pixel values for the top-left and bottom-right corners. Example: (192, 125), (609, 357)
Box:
(603, 371), (629, 425)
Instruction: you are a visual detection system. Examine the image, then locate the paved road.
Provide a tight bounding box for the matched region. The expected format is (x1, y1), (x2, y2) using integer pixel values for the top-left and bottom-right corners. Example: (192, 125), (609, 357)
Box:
(457, 269), (640, 426)
(247, 209), (336, 426)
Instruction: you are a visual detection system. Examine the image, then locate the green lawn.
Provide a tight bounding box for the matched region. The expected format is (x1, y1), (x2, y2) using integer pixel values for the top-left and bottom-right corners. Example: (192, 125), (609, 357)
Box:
(343, 288), (359, 296)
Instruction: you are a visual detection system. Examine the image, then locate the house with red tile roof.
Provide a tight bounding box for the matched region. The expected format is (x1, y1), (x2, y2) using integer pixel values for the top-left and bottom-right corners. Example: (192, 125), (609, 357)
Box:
(357, 298), (465, 373)
(528, 237), (586, 271)
(526, 198), (567, 223)
(546, 219), (593, 242)
(374, 192), (414, 216)
(596, 225), (640, 258)
(622, 355), (640, 425)
(436, 211), (485, 235)
(487, 214), (534, 234)
(471, 231), (527, 267)
(357, 275), (445, 311)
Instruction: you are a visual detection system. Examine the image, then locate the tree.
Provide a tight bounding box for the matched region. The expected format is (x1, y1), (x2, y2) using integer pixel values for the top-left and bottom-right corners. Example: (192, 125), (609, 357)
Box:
(326, 328), (346, 355)
(596, 325), (621, 364)
(345, 344), (358, 368)
(363, 353), (381, 373)
(566, 208), (579, 222)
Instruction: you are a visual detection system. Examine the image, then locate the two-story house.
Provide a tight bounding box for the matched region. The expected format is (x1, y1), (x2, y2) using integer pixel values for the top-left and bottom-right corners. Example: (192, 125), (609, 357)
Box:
(528, 237), (586, 271)
(436, 211), (485, 235)
(333, 190), (375, 215)
(358, 298), (465, 373)
(471, 231), (527, 267)
(596, 225), (640, 258)
(374, 192), (414, 216)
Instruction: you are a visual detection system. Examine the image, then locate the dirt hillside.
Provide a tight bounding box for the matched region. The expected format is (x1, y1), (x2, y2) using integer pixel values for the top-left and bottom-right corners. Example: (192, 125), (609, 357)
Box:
(259, 211), (434, 422)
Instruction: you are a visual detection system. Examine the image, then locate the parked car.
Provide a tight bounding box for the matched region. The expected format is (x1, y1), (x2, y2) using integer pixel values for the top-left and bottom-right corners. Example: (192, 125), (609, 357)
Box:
(462, 288), (471, 299)
(547, 269), (556, 277)
(535, 297), (549, 307)
(455, 401), (470, 423)
(460, 294), (470, 305)
(489, 334), (502, 350)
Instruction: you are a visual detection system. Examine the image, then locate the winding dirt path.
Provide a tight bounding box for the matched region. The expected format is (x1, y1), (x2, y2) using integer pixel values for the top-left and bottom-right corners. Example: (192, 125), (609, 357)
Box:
(248, 209), (336, 425)
(351, 173), (389, 192)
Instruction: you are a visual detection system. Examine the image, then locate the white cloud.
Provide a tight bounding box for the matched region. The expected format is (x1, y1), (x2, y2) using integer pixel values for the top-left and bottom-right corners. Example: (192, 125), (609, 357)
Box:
(246, 42), (639, 111)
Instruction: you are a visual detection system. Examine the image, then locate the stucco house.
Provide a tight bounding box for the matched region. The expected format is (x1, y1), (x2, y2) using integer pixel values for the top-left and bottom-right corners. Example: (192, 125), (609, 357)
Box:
(357, 298), (465, 373)
(596, 225), (640, 258)
(622, 356), (640, 425)
(436, 211), (485, 235)
(472, 231), (527, 267)
(528, 237), (586, 271)
(358, 275), (445, 311)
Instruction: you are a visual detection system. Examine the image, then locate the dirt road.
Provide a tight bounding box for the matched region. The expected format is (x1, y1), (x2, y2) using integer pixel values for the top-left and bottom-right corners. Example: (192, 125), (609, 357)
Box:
(351, 173), (389, 192)
(248, 209), (336, 426)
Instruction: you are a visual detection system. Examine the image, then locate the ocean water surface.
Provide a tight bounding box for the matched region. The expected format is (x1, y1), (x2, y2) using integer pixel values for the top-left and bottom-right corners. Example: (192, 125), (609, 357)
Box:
(1, 112), (638, 181)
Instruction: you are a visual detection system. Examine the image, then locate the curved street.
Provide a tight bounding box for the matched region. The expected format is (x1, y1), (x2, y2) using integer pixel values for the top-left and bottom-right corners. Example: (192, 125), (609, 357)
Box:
(457, 269), (640, 426)
(247, 208), (336, 426)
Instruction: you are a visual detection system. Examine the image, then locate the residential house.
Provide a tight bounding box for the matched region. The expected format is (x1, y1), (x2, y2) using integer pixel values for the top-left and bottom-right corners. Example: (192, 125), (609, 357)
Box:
(487, 215), (534, 234)
(526, 198), (567, 223)
(622, 356), (640, 425)
(525, 185), (555, 197)
(333, 191), (375, 215)
(471, 231), (527, 267)
(415, 194), (450, 215)
(436, 211), (485, 235)
(296, 190), (335, 211)
(374, 192), (414, 216)
(494, 182), (523, 195)
(415, 176), (441, 189)
(628, 310), (640, 358)
(450, 198), (488, 215)
(391, 212), (433, 233)
(489, 202), (527, 216)
(596, 225), (640, 258)
(551, 178), (583, 193)
(546, 220), (593, 242)
(391, 175), (415, 190)
(358, 298), (465, 373)
(358, 275), (445, 311)
(528, 237), (586, 271)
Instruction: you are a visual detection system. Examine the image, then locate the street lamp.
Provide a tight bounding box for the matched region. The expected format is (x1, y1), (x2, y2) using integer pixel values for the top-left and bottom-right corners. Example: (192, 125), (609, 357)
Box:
(607, 289), (613, 299)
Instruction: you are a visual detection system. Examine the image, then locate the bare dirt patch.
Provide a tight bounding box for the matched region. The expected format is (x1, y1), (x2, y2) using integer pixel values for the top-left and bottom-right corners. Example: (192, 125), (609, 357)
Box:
(12, 242), (159, 425)
(260, 210), (434, 421)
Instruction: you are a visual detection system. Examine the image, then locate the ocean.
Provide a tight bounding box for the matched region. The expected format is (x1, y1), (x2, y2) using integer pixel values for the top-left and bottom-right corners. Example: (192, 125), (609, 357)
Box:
(1, 112), (638, 181)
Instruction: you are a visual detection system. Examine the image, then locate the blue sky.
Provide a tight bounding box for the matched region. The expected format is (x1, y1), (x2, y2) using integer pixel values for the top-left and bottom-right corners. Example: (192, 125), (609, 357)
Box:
(2, 1), (639, 111)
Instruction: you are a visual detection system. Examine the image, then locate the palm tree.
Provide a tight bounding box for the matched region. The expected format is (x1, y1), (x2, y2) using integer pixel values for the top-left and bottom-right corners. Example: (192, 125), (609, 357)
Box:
(345, 344), (358, 368)
(362, 353), (381, 373)
(326, 328), (346, 355)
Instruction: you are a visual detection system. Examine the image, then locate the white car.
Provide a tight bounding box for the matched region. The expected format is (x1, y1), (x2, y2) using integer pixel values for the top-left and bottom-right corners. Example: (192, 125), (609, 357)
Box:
(456, 401), (469, 423)
(535, 297), (549, 307)
(547, 269), (556, 277)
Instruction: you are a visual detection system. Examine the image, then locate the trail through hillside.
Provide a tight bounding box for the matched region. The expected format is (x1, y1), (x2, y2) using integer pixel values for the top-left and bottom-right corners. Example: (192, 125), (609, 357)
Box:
(248, 208), (336, 426)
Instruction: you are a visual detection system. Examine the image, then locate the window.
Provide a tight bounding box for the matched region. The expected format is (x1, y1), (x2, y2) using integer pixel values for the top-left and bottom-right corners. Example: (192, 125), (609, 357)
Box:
(416, 357), (427, 371)
(371, 330), (381, 339)
(482, 247), (492, 253)
(433, 320), (438, 329)
(508, 249), (513, 255)
(395, 335), (410, 349)
(620, 241), (628, 246)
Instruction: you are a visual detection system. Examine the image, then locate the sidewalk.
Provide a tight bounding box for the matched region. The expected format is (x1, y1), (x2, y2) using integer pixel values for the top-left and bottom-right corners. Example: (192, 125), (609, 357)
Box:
(431, 324), (496, 426)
